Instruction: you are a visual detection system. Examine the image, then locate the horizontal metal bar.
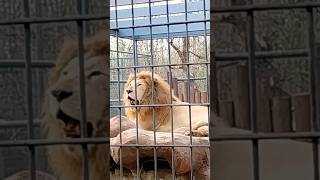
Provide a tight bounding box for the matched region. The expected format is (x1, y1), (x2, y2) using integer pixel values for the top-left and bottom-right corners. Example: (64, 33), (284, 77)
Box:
(111, 0), (209, 20)
(0, 138), (110, 147)
(0, 14), (109, 25)
(0, 60), (54, 68)
(0, 57), (147, 63)
(116, 24), (209, 40)
(211, 2), (320, 13)
(212, 132), (320, 141)
(110, 62), (209, 70)
(0, 49), (308, 68)
(111, 103), (210, 108)
(2, 132), (320, 146)
(110, 144), (210, 147)
(119, 29), (209, 40)
(110, 77), (208, 84)
(111, 19), (209, 30)
(112, 14), (209, 29)
(110, 0), (176, 7)
(216, 49), (308, 61)
(111, 50), (151, 57)
(0, 119), (40, 128)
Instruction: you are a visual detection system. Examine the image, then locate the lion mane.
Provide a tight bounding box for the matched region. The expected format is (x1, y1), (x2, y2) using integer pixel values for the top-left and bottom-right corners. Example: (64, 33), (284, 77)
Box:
(123, 71), (209, 135)
(41, 31), (109, 180)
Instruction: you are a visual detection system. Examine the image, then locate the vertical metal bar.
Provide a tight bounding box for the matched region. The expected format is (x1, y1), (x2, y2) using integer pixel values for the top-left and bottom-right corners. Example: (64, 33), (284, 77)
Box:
(203, 0), (209, 105)
(117, 39), (124, 180)
(23, 0), (36, 179)
(147, 0), (158, 178)
(130, 0), (140, 178)
(247, 10), (260, 180)
(202, 0), (211, 179)
(114, 0), (123, 178)
(209, 0), (215, 179)
(77, 0), (89, 179)
(183, 0), (193, 178)
(134, 42), (140, 178)
(308, 6), (317, 131)
(165, 0), (175, 179)
(0, 149), (4, 180)
(307, 7), (319, 180)
(307, 7), (318, 131)
(105, 1), (111, 179)
(313, 137), (319, 180)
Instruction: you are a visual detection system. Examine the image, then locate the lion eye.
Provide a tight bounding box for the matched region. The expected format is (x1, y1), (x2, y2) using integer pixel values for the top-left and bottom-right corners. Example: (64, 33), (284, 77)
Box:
(137, 83), (142, 86)
(88, 71), (103, 78)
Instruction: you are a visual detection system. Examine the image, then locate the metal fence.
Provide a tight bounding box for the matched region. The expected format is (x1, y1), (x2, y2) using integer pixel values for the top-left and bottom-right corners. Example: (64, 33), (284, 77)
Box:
(0, 0), (109, 179)
(211, 2), (320, 180)
(110, 0), (209, 179)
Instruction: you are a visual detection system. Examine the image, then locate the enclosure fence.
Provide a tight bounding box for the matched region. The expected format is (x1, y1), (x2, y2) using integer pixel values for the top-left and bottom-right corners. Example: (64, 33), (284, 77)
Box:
(0, 0), (110, 179)
(211, 2), (320, 180)
(110, 0), (209, 179)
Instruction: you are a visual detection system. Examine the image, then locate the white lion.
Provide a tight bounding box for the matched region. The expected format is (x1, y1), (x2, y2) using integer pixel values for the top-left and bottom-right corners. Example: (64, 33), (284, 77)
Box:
(41, 31), (109, 180)
(123, 71), (217, 136)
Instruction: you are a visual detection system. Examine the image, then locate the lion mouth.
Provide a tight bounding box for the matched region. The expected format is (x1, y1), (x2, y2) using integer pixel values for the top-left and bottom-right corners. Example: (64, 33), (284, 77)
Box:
(128, 96), (139, 106)
(57, 110), (93, 138)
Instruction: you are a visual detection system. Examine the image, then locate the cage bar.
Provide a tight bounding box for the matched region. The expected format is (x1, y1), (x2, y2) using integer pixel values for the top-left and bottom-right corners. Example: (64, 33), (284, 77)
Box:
(147, 0), (158, 178)
(129, 0), (141, 178)
(246, 9), (260, 180)
(164, 0), (176, 178)
(23, 0), (36, 178)
(113, 0), (124, 178)
(0, 49), (310, 68)
(306, 6), (320, 180)
(77, 0), (90, 179)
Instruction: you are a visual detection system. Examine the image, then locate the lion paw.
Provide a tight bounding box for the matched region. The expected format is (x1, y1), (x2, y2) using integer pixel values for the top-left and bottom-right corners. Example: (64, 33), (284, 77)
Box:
(174, 126), (209, 137)
(192, 126), (209, 137)
(183, 130), (192, 136)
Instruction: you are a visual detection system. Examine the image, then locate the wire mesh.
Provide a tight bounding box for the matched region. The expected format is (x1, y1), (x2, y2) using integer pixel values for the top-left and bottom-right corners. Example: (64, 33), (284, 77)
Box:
(110, 0), (210, 179)
(0, 0), (109, 180)
(211, 2), (320, 180)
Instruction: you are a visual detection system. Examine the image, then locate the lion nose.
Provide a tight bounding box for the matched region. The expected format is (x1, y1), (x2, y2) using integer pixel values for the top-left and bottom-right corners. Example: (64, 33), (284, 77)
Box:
(51, 89), (73, 102)
(126, 89), (133, 94)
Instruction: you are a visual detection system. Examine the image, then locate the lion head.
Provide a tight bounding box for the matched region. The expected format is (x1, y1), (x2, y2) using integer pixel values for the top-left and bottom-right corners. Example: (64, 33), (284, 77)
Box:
(123, 71), (179, 129)
(41, 31), (108, 179)
(46, 55), (107, 138)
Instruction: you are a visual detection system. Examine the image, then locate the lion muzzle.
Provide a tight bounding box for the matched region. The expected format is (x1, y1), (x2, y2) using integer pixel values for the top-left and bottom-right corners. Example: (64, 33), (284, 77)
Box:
(127, 96), (140, 106)
(57, 109), (94, 138)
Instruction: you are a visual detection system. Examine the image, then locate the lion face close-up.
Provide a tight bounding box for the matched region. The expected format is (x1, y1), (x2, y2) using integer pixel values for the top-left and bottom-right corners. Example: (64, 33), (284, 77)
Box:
(41, 32), (109, 180)
(47, 55), (107, 141)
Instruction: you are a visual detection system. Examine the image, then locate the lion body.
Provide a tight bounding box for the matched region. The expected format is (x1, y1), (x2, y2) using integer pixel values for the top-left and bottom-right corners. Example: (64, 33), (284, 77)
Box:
(124, 71), (210, 135)
(41, 31), (109, 180)
(157, 102), (209, 132)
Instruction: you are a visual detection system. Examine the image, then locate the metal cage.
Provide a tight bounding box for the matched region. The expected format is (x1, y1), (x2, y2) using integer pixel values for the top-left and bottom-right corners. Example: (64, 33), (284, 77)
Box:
(110, 0), (210, 179)
(211, 2), (320, 180)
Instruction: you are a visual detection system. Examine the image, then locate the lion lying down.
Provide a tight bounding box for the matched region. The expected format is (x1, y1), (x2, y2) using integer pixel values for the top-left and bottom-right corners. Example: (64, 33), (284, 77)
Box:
(123, 71), (217, 136)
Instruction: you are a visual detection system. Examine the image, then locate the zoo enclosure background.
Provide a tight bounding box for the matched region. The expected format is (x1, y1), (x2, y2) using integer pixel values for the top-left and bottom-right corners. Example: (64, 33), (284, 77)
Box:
(0, 0), (107, 178)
